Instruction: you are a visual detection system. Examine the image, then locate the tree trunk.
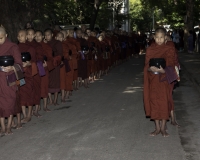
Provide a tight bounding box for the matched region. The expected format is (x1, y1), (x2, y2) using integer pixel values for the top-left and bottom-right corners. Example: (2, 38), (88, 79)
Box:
(90, 0), (102, 30)
(184, 0), (194, 51)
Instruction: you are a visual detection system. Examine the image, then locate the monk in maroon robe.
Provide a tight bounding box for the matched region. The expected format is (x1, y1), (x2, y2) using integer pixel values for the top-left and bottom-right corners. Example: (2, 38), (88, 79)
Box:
(143, 27), (176, 137)
(66, 30), (81, 90)
(35, 30), (53, 111)
(60, 30), (75, 99)
(26, 29), (45, 117)
(17, 30), (36, 125)
(0, 27), (23, 135)
(76, 29), (89, 88)
(44, 29), (63, 105)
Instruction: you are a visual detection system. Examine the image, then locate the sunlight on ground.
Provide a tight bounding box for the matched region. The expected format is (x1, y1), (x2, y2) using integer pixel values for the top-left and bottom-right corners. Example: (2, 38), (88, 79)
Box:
(123, 86), (143, 93)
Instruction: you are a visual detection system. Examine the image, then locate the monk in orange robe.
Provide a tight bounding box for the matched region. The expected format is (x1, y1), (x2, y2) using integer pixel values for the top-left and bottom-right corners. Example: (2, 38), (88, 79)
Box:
(143, 27), (176, 137)
(44, 29), (63, 105)
(17, 30), (36, 125)
(26, 29), (45, 117)
(35, 30), (53, 111)
(0, 26), (23, 135)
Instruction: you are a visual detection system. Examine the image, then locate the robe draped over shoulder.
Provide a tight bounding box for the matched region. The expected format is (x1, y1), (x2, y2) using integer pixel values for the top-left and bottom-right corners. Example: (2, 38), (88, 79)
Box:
(0, 38), (22, 117)
(143, 43), (176, 120)
(47, 39), (63, 93)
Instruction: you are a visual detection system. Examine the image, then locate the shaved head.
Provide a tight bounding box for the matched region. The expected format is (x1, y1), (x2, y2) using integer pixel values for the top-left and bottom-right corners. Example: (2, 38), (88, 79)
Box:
(0, 26), (6, 35)
(55, 32), (64, 42)
(0, 26), (7, 44)
(155, 27), (167, 35)
(60, 30), (67, 39)
(17, 30), (27, 43)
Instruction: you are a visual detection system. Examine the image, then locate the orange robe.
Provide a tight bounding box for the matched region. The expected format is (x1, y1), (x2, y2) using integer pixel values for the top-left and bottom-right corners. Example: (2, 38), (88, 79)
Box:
(143, 43), (176, 120)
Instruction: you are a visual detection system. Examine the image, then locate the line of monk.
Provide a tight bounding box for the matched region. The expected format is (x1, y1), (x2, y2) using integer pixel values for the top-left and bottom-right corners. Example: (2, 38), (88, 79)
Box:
(0, 24), (181, 138)
(0, 24), (138, 136)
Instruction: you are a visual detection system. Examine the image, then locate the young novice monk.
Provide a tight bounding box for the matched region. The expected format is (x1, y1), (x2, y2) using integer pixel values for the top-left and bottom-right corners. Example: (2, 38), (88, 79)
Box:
(17, 30), (35, 124)
(26, 29), (45, 117)
(143, 27), (176, 137)
(0, 26), (22, 135)
(44, 29), (63, 105)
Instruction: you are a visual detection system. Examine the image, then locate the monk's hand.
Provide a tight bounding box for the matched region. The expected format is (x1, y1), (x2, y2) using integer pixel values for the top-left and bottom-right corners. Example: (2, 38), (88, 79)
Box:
(1, 66), (14, 72)
(148, 66), (159, 72)
(157, 65), (165, 73)
(43, 61), (47, 67)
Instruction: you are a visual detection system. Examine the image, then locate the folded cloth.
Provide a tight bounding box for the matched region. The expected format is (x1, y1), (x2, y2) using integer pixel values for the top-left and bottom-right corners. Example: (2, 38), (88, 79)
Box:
(63, 59), (71, 73)
(160, 66), (178, 84)
(37, 61), (46, 77)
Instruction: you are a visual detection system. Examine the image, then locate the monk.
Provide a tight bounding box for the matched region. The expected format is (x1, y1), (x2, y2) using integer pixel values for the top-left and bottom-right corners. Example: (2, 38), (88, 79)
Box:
(44, 29), (63, 105)
(17, 30), (36, 124)
(35, 30), (52, 111)
(66, 30), (81, 90)
(55, 32), (68, 102)
(165, 35), (180, 127)
(143, 27), (176, 137)
(76, 29), (89, 88)
(0, 26), (23, 135)
(26, 29), (45, 117)
(60, 30), (76, 98)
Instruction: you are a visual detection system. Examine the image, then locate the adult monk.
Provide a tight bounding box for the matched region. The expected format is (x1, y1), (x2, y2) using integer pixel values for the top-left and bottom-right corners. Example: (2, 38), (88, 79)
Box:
(26, 29), (45, 117)
(35, 30), (53, 111)
(143, 27), (176, 137)
(44, 29), (63, 105)
(0, 26), (22, 135)
(17, 30), (35, 124)
(66, 30), (81, 90)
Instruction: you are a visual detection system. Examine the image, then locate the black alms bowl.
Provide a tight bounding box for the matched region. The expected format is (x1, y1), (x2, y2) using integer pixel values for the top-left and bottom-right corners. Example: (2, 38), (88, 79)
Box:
(21, 52), (31, 62)
(0, 55), (14, 67)
(149, 58), (166, 69)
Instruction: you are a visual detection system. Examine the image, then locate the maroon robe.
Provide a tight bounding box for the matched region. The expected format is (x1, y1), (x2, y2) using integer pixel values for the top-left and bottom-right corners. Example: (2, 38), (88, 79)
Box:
(18, 43), (36, 106)
(26, 40), (44, 105)
(143, 43), (176, 120)
(47, 39), (63, 93)
(76, 37), (88, 79)
(0, 38), (22, 117)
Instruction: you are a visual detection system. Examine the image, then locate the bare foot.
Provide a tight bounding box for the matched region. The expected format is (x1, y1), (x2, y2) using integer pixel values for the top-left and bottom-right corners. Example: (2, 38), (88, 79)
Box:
(21, 118), (28, 124)
(16, 124), (22, 129)
(54, 102), (59, 106)
(0, 130), (6, 137)
(47, 102), (53, 106)
(43, 108), (51, 112)
(61, 99), (67, 103)
(5, 128), (13, 135)
(150, 130), (160, 136)
(171, 121), (180, 127)
(33, 112), (42, 118)
(161, 130), (169, 137)
(11, 124), (17, 129)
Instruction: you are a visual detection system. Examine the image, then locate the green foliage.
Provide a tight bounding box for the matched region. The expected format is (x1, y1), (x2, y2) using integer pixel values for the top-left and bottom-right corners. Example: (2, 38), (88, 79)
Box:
(130, 0), (200, 31)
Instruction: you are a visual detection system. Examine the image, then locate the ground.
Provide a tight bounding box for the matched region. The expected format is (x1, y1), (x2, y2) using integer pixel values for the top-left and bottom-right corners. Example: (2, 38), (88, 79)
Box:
(0, 54), (199, 160)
